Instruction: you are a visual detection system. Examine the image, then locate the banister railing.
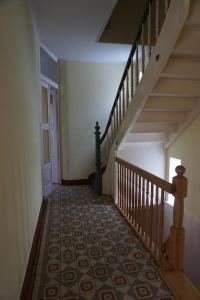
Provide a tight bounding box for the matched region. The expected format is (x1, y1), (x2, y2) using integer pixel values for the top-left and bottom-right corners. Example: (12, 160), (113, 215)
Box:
(115, 156), (187, 271)
(94, 0), (171, 194)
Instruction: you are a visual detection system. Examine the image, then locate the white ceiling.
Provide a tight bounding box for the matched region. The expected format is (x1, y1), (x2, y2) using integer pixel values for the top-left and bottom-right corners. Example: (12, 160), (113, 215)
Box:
(30, 0), (131, 63)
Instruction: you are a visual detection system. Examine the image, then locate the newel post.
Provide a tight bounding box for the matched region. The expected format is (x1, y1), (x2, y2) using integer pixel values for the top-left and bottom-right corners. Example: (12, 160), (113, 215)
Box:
(95, 122), (102, 195)
(169, 165), (188, 271)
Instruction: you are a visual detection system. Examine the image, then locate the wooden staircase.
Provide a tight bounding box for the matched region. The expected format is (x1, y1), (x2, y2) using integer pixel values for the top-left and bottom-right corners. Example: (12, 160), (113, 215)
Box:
(123, 0), (200, 148)
(93, 0), (200, 299)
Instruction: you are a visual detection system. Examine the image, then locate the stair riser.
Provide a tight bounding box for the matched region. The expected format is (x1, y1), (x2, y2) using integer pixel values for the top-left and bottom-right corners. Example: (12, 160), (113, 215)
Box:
(175, 29), (200, 53)
(153, 78), (200, 95)
(138, 111), (187, 123)
(144, 97), (198, 111)
(163, 58), (200, 78)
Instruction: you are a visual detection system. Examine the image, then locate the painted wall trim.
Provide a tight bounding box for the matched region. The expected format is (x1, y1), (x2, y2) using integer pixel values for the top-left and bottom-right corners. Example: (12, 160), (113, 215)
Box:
(40, 42), (58, 62)
(41, 74), (59, 89)
(20, 197), (48, 300)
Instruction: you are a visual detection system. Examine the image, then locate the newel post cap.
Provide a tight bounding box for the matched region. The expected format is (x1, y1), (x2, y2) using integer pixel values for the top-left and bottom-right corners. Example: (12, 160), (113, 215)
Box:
(173, 165), (187, 198)
(175, 165), (186, 176)
(95, 121), (100, 135)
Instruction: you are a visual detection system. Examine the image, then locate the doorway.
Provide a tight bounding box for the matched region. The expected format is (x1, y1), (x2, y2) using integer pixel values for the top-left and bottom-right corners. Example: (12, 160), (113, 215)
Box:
(41, 80), (60, 196)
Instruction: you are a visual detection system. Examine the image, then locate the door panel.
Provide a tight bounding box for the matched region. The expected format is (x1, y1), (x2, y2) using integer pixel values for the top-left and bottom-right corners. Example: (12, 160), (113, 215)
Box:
(50, 87), (59, 183)
(41, 82), (52, 196)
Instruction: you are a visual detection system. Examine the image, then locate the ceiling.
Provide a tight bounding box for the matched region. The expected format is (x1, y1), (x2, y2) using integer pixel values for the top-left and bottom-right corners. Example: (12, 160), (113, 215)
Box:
(30, 0), (145, 63)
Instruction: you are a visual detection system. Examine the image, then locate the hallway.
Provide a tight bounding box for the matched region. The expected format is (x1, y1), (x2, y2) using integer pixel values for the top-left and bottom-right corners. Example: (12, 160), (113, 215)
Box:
(32, 186), (174, 300)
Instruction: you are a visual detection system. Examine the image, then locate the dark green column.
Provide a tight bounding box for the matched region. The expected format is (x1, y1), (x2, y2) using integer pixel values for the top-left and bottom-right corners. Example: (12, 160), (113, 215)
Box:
(95, 121), (102, 195)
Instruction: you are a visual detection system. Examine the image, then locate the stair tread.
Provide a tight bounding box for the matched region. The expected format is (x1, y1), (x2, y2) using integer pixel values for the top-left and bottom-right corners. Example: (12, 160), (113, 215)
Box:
(160, 73), (200, 81)
(172, 50), (200, 61)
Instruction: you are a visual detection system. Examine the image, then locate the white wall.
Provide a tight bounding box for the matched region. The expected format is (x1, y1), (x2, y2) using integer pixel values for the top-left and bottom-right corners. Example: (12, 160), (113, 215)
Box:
(0, 1), (42, 299)
(59, 60), (124, 180)
(117, 142), (166, 178)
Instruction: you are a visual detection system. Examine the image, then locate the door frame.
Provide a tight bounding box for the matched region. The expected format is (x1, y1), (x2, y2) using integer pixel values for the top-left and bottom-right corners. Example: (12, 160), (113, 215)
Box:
(40, 78), (61, 196)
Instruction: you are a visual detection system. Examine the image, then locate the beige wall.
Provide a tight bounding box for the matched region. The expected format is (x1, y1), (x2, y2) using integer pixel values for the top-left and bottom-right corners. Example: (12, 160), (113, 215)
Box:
(166, 115), (200, 289)
(167, 115), (200, 221)
(59, 60), (124, 180)
(0, 1), (42, 299)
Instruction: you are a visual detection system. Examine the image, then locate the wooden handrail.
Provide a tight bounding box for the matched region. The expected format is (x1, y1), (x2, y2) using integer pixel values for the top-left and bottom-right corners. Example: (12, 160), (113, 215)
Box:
(100, 0), (154, 145)
(115, 156), (187, 272)
(116, 157), (172, 193)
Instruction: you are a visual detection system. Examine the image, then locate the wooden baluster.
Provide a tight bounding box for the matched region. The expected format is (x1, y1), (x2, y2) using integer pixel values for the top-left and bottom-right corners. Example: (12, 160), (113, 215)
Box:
(124, 167), (127, 215)
(122, 84), (125, 116)
(126, 167), (129, 216)
(116, 102), (119, 132)
(118, 162), (120, 208)
(148, 2), (152, 58)
(131, 57), (134, 98)
(137, 175), (141, 233)
(149, 182), (154, 249)
(111, 117), (114, 143)
(121, 165), (124, 212)
(131, 172), (135, 224)
(141, 177), (145, 238)
(119, 163), (122, 209)
(127, 168), (130, 219)
(106, 132), (109, 163)
(142, 24), (145, 74)
(136, 42), (139, 87)
(129, 169), (132, 221)
(120, 164), (123, 210)
(154, 186), (159, 256)
(113, 110), (116, 139)
(156, 0), (160, 39)
(135, 174), (138, 228)
(126, 167), (128, 216)
(126, 167), (129, 217)
(117, 162), (119, 206)
(145, 180), (150, 244)
(168, 166), (187, 271)
(126, 73), (129, 108)
(159, 189), (164, 261)
(124, 166), (127, 214)
(119, 93), (122, 125)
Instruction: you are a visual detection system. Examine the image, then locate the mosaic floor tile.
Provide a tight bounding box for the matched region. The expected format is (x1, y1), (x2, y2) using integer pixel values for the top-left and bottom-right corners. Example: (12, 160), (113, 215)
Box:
(32, 185), (173, 300)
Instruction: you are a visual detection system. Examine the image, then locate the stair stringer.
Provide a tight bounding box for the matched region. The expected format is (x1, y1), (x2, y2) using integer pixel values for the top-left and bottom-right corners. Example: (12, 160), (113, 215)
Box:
(102, 0), (191, 195)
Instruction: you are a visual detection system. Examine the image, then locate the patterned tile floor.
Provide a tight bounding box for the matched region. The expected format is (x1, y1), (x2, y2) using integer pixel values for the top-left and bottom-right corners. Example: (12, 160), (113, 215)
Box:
(32, 185), (174, 300)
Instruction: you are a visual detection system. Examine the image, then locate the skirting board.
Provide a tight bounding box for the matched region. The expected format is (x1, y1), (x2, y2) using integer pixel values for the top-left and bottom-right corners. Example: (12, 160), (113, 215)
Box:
(61, 179), (91, 186)
(20, 197), (48, 300)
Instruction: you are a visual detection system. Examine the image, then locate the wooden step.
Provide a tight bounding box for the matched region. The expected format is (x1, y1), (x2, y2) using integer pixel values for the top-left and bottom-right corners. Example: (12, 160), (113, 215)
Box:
(171, 50), (200, 62)
(132, 123), (177, 133)
(175, 28), (200, 53)
(138, 111), (187, 123)
(153, 78), (200, 96)
(144, 96), (198, 111)
(126, 133), (168, 143)
(184, 21), (200, 31)
(164, 57), (200, 78)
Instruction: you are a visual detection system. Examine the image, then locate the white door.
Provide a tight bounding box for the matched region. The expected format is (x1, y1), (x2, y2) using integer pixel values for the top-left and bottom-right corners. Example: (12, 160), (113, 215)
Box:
(49, 86), (60, 184)
(41, 82), (52, 196)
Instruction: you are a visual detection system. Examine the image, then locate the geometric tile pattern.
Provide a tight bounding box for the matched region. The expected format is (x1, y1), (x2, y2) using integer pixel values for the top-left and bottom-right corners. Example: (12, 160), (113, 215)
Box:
(32, 185), (174, 300)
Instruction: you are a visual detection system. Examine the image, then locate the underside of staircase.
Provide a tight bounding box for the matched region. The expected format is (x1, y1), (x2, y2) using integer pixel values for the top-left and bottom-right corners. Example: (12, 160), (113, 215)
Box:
(93, 1), (200, 298)
(121, 0), (200, 149)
